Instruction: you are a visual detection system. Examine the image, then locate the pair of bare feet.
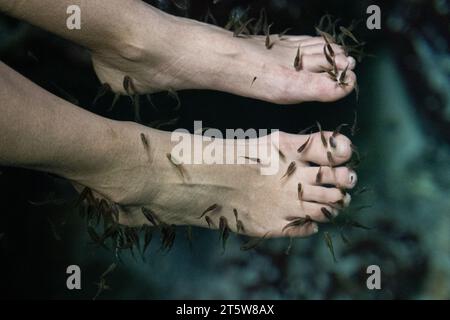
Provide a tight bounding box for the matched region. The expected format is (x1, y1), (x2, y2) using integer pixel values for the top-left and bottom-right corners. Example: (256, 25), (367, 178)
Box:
(79, 12), (358, 239)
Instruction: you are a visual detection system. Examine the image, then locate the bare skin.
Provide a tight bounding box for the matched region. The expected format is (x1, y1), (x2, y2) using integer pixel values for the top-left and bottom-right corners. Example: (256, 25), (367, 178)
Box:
(1, 0), (356, 104)
(0, 63), (356, 238)
(0, 0), (358, 238)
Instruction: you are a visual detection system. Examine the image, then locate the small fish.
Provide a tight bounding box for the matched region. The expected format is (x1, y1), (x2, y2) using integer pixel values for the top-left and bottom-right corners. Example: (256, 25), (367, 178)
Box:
(240, 233), (268, 251)
(297, 135), (311, 153)
(294, 46), (302, 71)
(75, 187), (95, 208)
(171, 0), (189, 11)
(146, 94), (159, 112)
(92, 83), (111, 106)
(282, 215), (313, 232)
(251, 76), (257, 87)
(338, 64), (349, 87)
(321, 207), (334, 221)
(219, 216), (230, 253)
(149, 117), (180, 129)
(125, 227), (140, 252)
(236, 220), (245, 234)
(354, 186), (370, 195)
(318, 24), (336, 39)
(339, 26), (359, 44)
(278, 27), (292, 39)
(316, 166), (323, 184)
(109, 93), (120, 112)
(186, 226), (193, 249)
(93, 278), (111, 300)
(101, 263), (117, 278)
(27, 51), (39, 62)
(46, 217), (61, 241)
(316, 122), (328, 148)
(110, 204), (120, 223)
(140, 133), (150, 153)
(224, 15), (236, 31)
(281, 161), (297, 180)
(315, 27), (335, 44)
(203, 7), (217, 25)
(324, 36), (335, 58)
(100, 224), (119, 243)
(242, 156), (261, 164)
(298, 124), (315, 134)
(252, 8), (266, 35)
(324, 44), (334, 66)
(233, 209), (245, 233)
(317, 14), (331, 31)
(323, 231), (337, 263)
(233, 209), (238, 221)
(199, 203), (220, 219)
(273, 144), (286, 162)
(29, 197), (66, 206)
(317, 14), (334, 34)
(167, 88), (181, 111)
(327, 69), (338, 81)
(265, 23), (274, 49)
(98, 199), (110, 216)
(142, 207), (159, 227)
(160, 224), (176, 252)
(205, 216), (214, 228)
(123, 76), (134, 96)
(93, 263), (116, 300)
(297, 183), (303, 200)
(332, 123), (349, 137)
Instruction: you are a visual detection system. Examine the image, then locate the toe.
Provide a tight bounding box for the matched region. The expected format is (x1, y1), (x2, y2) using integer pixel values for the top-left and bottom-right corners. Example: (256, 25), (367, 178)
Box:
(301, 43), (346, 56)
(300, 202), (338, 223)
(279, 219), (319, 238)
(293, 131), (353, 165)
(300, 185), (349, 205)
(302, 53), (354, 73)
(307, 71), (357, 102)
(302, 166), (358, 189)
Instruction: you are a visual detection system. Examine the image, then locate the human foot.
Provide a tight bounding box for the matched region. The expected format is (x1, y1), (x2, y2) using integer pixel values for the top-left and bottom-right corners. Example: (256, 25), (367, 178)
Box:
(91, 5), (357, 105)
(73, 122), (357, 238)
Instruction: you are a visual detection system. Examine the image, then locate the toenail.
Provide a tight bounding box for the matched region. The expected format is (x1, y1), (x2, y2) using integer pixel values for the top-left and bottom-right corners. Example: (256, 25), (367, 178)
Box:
(347, 56), (356, 68)
(313, 225), (319, 233)
(349, 171), (358, 186)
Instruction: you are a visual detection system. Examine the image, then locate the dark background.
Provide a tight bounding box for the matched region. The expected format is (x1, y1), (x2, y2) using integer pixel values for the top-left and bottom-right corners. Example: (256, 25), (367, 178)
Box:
(0, 0), (449, 299)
